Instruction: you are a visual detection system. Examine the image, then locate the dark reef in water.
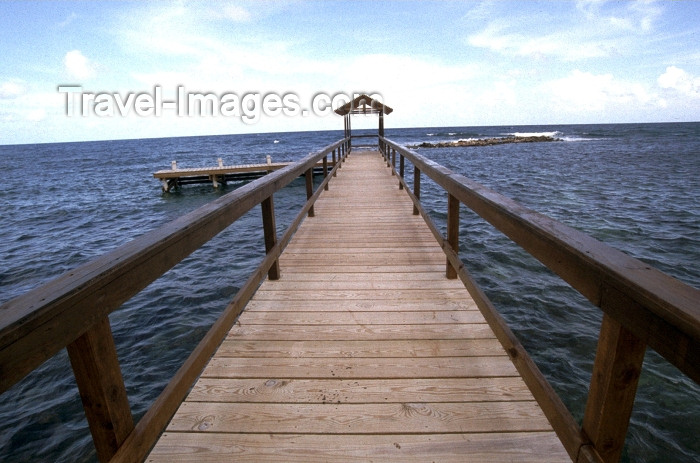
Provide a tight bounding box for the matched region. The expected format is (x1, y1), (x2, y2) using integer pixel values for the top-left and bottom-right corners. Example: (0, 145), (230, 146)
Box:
(409, 135), (561, 148)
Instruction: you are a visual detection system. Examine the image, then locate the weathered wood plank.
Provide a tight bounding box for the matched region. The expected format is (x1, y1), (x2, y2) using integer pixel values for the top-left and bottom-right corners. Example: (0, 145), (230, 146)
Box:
(284, 240), (439, 248)
(166, 401), (552, 434)
(187, 377), (532, 403)
(250, 289), (471, 300)
(282, 245), (444, 254)
(274, 271), (459, 281)
(201, 356), (519, 379)
(244, 298), (478, 312)
(214, 339), (505, 358)
(236, 310), (487, 325)
(258, 279), (468, 290)
(279, 254), (451, 264)
(225, 324), (495, 341)
(260, 264), (447, 273)
(148, 432), (570, 463)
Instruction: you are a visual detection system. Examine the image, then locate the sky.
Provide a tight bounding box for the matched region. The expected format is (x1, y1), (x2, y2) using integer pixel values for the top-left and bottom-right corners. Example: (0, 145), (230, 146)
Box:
(1, 0), (699, 145)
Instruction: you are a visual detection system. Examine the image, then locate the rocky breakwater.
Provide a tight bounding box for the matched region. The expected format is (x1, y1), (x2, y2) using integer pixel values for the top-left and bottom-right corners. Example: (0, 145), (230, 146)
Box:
(409, 135), (561, 148)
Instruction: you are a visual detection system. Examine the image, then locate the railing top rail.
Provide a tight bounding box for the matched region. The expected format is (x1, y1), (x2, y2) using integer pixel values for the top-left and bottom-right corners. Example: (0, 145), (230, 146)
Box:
(0, 137), (348, 394)
(381, 136), (700, 383)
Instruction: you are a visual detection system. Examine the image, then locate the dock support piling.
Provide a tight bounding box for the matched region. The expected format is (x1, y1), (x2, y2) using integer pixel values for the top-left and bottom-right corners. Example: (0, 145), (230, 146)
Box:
(305, 169), (315, 217)
(67, 317), (134, 463)
(582, 313), (646, 463)
(413, 166), (421, 215)
(446, 193), (460, 279)
(323, 155), (329, 190)
(261, 195), (280, 280)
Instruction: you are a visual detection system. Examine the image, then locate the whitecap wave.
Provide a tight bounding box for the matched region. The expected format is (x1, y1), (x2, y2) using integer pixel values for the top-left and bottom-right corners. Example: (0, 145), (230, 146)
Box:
(559, 136), (591, 142)
(509, 131), (562, 138)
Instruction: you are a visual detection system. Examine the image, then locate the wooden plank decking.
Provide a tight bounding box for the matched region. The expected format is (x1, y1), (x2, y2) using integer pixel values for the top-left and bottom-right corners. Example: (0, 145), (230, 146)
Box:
(147, 151), (570, 462)
(153, 160), (330, 192)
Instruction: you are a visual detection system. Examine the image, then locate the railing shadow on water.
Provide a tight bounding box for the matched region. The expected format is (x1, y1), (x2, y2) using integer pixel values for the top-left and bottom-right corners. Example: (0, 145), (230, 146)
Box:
(379, 136), (699, 463)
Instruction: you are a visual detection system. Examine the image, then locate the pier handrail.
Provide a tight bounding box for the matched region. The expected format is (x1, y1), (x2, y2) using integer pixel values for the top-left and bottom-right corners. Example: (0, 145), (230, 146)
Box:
(0, 137), (349, 462)
(380, 136), (700, 463)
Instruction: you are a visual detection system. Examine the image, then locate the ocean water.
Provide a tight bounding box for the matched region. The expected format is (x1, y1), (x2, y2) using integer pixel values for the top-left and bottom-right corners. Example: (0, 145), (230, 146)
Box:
(0, 123), (698, 462)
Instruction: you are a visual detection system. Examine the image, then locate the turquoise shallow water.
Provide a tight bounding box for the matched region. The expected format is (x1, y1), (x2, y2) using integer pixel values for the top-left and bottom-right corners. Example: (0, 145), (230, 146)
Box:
(0, 123), (698, 462)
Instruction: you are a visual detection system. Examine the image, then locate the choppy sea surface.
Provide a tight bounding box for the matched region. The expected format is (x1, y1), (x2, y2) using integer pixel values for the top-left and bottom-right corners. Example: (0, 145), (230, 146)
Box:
(0, 123), (698, 462)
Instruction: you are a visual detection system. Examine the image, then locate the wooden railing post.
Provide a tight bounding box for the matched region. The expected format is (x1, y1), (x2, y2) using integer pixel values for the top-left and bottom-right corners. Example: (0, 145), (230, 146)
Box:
(399, 154), (405, 190)
(582, 312), (646, 463)
(323, 155), (329, 190)
(66, 317), (133, 463)
(446, 193), (460, 279)
(261, 195), (280, 280)
(391, 148), (396, 175)
(413, 166), (421, 215)
(305, 168), (315, 217)
(332, 149), (337, 177)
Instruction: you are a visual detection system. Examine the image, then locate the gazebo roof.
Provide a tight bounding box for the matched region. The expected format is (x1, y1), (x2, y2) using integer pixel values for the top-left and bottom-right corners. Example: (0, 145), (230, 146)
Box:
(334, 94), (393, 116)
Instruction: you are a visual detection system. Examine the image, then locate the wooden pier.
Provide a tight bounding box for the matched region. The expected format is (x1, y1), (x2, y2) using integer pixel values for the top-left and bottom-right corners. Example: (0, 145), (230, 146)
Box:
(147, 150), (569, 461)
(153, 157), (331, 192)
(1, 95), (698, 463)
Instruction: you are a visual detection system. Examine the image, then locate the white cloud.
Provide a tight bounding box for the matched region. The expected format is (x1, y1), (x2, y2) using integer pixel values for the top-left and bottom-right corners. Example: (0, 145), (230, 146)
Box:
(26, 108), (47, 122)
(467, 23), (612, 61)
(221, 5), (252, 22)
(468, 1), (663, 61)
(577, 0), (662, 33)
(57, 12), (78, 29)
(478, 79), (517, 108)
(658, 66), (700, 98)
(0, 79), (27, 99)
(64, 50), (96, 80)
(548, 70), (654, 112)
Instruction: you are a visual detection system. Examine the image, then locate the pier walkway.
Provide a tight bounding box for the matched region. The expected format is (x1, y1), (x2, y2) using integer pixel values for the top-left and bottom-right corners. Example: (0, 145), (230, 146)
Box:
(147, 150), (570, 461)
(3, 95), (697, 462)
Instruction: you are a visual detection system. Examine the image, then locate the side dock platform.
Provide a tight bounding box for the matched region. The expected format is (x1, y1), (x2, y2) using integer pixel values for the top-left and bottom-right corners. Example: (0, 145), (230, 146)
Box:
(153, 157), (331, 192)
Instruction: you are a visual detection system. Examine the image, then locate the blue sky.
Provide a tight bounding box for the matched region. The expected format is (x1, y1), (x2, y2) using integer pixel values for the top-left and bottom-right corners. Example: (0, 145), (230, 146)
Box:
(1, 0), (699, 144)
